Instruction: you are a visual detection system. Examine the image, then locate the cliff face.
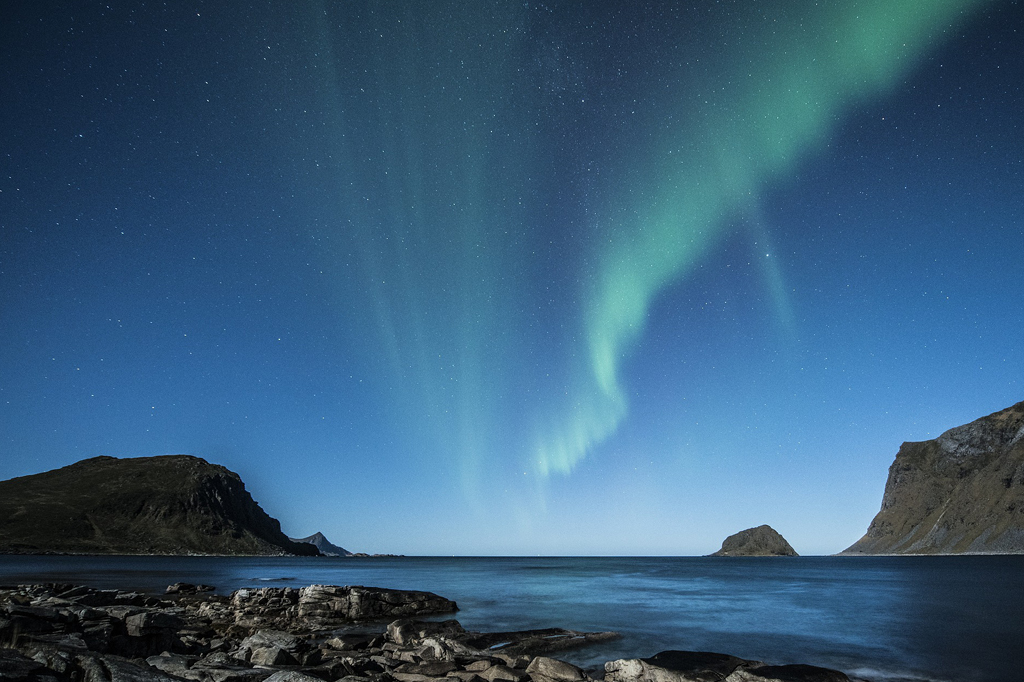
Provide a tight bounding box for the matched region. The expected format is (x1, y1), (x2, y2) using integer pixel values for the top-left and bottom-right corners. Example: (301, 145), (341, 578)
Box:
(843, 401), (1024, 555)
(0, 455), (319, 556)
(710, 525), (798, 556)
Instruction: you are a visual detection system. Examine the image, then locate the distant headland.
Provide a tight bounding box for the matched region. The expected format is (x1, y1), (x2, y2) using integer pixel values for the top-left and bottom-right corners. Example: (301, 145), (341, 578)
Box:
(0, 454), (319, 556)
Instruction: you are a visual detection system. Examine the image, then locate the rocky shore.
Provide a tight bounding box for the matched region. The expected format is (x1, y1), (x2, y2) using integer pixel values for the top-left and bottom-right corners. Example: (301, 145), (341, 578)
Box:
(1, 583), (856, 682)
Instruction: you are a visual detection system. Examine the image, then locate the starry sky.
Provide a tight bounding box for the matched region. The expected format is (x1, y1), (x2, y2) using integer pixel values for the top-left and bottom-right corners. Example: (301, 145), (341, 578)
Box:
(2, 1), (1022, 556)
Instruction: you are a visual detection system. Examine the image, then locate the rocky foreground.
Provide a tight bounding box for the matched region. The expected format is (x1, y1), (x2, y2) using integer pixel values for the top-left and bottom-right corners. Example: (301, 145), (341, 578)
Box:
(0, 583), (856, 682)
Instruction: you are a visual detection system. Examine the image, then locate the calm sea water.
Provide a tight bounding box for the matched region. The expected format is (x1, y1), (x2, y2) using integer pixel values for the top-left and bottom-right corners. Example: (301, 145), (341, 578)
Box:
(0, 555), (1019, 682)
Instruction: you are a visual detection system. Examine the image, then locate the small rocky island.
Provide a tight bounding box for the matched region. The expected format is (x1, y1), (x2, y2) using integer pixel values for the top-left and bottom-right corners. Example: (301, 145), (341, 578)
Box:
(0, 582), (855, 682)
(710, 525), (798, 557)
(843, 400), (1024, 554)
(0, 455), (317, 556)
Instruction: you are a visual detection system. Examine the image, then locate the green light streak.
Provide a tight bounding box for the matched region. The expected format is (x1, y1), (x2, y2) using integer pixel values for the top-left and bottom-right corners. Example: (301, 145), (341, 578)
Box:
(536, 0), (991, 476)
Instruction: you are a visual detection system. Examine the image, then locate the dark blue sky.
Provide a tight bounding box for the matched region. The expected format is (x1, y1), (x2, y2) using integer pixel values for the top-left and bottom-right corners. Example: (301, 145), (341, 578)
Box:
(2, 1), (1021, 555)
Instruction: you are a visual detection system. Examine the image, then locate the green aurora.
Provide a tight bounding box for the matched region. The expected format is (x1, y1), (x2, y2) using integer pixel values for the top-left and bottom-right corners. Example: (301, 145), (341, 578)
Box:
(533, 0), (992, 476)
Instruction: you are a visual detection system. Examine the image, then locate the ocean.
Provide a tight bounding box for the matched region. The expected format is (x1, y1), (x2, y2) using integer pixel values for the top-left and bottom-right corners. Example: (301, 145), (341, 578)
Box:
(0, 555), (1020, 682)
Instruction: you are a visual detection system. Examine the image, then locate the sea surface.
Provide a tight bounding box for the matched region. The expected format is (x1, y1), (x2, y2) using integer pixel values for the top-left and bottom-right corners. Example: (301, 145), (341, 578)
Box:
(0, 555), (1020, 682)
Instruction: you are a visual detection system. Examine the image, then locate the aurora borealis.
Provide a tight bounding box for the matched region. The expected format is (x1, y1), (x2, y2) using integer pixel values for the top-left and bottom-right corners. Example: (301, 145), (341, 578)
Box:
(2, 1), (1022, 555)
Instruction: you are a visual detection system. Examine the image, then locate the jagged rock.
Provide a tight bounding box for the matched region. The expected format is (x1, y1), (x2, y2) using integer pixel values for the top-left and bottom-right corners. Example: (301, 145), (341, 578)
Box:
(710, 526), (798, 557)
(0, 455), (319, 556)
(843, 400), (1024, 554)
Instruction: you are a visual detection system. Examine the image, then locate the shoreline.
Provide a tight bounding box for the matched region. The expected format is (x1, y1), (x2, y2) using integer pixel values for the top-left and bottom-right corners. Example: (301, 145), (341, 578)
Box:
(1, 581), (862, 682)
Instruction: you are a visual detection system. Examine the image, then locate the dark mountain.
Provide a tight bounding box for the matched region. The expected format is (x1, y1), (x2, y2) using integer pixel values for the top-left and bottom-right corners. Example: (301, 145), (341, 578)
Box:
(0, 455), (319, 556)
(290, 531), (352, 556)
(843, 401), (1024, 554)
(710, 525), (798, 556)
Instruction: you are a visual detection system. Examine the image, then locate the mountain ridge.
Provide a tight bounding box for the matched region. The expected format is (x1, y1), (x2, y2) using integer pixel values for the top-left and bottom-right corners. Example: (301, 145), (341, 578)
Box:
(843, 400), (1024, 555)
(0, 454), (319, 556)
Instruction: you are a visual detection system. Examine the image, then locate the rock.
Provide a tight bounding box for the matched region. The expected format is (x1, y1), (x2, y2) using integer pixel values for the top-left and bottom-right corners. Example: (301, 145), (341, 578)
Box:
(249, 647), (298, 667)
(260, 672), (324, 682)
(727, 664), (850, 682)
(394, 661), (458, 676)
(462, 628), (619, 657)
(0, 455), (319, 556)
(604, 652), (851, 682)
(125, 610), (185, 636)
(167, 584), (216, 595)
(710, 526), (798, 557)
(297, 585), (458, 621)
(843, 400), (1024, 554)
(239, 631), (301, 654)
(605, 651), (749, 682)
(145, 652), (198, 676)
(100, 655), (186, 682)
(0, 648), (52, 682)
(525, 656), (586, 682)
(387, 619), (467, 645)
(479, 664), (526, 682)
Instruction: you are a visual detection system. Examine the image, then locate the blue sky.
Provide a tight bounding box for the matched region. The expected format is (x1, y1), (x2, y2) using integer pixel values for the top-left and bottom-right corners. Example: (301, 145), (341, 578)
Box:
(2, 0), (1021, 555)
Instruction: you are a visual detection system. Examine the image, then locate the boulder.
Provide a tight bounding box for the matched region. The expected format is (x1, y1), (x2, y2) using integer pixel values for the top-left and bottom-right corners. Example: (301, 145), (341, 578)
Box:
(526, 656), (587, 682)
(387, 619), (467, 646)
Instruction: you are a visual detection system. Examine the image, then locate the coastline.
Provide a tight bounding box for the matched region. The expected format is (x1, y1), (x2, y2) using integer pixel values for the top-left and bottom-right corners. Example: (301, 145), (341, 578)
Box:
(1, 581), (860, 682)
(3, 554), (1020, 682)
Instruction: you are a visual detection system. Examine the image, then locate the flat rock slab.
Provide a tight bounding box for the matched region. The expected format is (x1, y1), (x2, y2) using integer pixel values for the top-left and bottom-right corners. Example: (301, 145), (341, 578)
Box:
(606, 651), (850, 682)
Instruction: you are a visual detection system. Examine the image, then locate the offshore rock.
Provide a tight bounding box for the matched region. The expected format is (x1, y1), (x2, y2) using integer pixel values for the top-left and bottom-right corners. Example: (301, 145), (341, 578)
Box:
(710, 526), (798, 557)
(604, 651), (850, 682)
(0, 455), (318, 556)
(843, 400), (1024, 554)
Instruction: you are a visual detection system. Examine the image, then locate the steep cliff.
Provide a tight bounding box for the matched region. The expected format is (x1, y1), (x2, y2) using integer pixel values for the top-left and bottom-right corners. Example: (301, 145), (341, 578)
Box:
(0, 455), (319, 556)
(843, 401), (1024, 554)
(710, 525), (798, 556)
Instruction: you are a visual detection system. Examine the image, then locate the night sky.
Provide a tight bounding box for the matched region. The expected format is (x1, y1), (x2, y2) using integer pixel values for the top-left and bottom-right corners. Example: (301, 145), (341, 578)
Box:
(2, 1), (1021, 556)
